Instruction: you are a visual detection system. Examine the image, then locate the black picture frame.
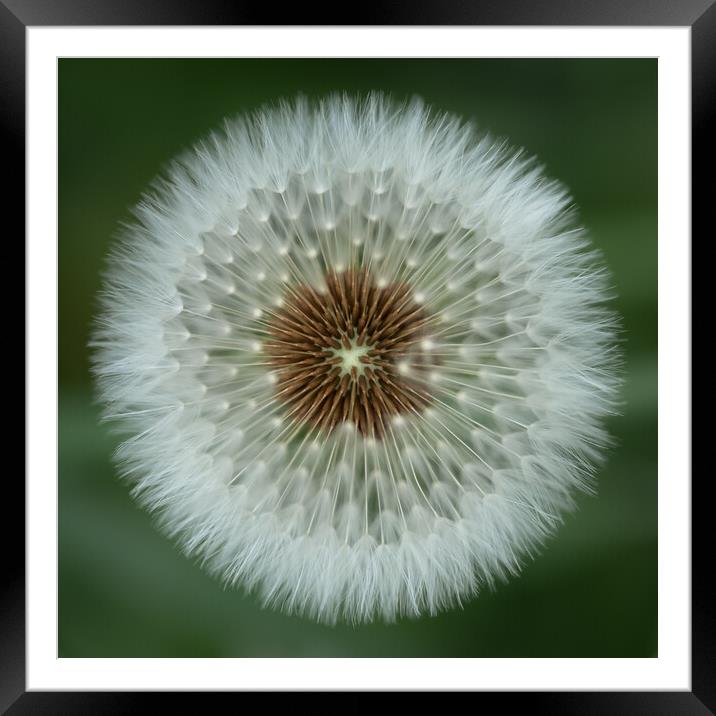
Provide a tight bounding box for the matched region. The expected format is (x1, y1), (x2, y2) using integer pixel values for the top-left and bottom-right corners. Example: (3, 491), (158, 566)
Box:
(8, 1), (706, 709)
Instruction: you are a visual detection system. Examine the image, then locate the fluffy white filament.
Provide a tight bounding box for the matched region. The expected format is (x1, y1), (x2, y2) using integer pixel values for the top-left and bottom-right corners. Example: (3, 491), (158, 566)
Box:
(92, 94), (620, 623)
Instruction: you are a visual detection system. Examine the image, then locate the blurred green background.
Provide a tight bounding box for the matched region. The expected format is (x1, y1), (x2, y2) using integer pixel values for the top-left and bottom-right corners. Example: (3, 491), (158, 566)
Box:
(59, 59), (657, 657)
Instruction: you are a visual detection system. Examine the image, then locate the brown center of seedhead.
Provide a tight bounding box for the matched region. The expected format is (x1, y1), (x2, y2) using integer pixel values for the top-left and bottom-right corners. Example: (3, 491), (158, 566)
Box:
(264, 268), (436, 439)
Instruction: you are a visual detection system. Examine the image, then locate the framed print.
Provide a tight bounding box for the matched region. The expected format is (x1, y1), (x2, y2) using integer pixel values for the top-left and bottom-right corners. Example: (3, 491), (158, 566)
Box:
(11, 0), (706, 708)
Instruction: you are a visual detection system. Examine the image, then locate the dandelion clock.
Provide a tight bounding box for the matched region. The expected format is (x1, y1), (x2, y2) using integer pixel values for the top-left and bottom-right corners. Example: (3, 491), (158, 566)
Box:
(93, 94), (620, 624)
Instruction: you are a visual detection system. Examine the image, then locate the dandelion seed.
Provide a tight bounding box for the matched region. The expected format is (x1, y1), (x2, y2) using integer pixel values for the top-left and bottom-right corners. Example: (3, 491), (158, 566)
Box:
(92, 94), (620, 624)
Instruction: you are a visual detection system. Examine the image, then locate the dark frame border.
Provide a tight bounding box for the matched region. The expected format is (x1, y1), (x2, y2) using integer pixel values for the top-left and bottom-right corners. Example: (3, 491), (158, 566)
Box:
(8, 1), (706, 710)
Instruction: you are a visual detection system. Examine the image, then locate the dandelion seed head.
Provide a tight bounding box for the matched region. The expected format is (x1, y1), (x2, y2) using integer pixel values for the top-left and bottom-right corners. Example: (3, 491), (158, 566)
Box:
(92, 94), (620, 624)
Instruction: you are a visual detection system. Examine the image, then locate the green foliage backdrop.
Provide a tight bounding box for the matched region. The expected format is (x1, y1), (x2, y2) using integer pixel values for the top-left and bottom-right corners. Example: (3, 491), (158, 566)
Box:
(59, 59), (657, 657)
